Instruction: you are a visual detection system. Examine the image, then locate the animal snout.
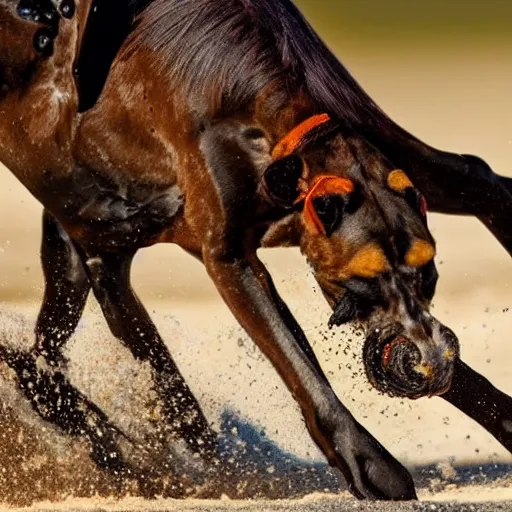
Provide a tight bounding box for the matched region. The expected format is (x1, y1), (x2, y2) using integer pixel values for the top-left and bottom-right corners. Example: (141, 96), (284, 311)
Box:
(363, 324), (459, 399)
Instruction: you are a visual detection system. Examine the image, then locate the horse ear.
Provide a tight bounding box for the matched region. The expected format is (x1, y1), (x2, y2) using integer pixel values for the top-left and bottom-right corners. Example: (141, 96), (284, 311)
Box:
(261, 154), (306, 208)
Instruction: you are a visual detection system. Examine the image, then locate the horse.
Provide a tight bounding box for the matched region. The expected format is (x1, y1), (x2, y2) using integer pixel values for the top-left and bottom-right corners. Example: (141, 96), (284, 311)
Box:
(0, 0), (511, 501)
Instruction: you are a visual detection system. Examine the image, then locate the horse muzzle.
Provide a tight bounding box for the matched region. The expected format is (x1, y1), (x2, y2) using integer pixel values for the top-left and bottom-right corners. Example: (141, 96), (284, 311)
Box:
(362, 324), (460, 399)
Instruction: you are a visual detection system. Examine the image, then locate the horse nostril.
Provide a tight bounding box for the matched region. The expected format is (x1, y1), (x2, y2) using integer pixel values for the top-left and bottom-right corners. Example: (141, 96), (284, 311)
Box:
(363, 333), (433, 398)
(381, 337), (425, 386)
(381, 336), (409, 369)
(363, 324), (459, 399)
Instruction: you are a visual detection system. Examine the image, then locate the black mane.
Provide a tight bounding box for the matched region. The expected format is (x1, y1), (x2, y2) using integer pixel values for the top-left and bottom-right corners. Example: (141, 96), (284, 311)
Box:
(123, 0), (398, 134)
(76, 0), (150, 111)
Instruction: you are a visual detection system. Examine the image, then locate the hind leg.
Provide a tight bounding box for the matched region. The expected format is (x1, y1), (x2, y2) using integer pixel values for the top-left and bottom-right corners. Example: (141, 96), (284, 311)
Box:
(442, 359), (512, 454)
(81, 249), (217, 458)
(419, 153), (512, 256)
(33, 210), (90, 365)
(378, 136), (512, 255)
(2, 211), (127, 471)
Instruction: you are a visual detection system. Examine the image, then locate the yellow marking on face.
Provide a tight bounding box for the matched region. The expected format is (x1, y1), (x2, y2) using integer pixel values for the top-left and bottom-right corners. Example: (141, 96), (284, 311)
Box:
(405, 239), (435, 267)
(387, 169), (414, 191)
(415, 364), (434, 379)
(342, 244), (389, 278)
(444, 348), (456, 361)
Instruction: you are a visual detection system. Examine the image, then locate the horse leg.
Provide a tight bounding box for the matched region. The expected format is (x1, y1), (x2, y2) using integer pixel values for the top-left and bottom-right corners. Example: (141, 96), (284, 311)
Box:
(201, 244), (416, 500)
(1, 211), (128, 471)
(369, 129), (512, 255)
(176, 122), (416, 501)
(408, 157), (512, 448)
(441, 359), (512, 454)
(81, 250), (217, 458)
(417, 152), (512, 255)
(33, 210), (91, 365)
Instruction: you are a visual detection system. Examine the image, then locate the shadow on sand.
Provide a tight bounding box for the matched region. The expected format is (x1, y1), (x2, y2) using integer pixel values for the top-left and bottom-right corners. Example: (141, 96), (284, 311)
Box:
(1, 395), (511, 507)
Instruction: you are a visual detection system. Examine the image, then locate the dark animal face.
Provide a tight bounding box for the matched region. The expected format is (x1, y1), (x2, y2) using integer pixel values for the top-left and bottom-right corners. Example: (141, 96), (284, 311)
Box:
(262, 133), (459, 399)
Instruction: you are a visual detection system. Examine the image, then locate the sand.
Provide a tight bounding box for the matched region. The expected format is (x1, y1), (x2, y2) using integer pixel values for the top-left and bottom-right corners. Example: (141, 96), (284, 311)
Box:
(0, 34), (511, 512)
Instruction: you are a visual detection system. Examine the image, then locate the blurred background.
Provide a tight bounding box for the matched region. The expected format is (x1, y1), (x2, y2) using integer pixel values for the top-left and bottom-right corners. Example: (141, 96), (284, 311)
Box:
(297, 0), (512, 44)
(0, 1), (511, 500)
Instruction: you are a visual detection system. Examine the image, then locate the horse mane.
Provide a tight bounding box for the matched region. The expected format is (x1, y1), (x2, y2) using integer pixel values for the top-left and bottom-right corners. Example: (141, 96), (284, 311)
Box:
(122, 0), (399, 135)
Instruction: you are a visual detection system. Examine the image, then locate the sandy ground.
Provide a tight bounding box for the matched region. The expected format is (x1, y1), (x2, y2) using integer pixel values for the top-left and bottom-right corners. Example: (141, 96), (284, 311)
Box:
(0, 35), (511, 512)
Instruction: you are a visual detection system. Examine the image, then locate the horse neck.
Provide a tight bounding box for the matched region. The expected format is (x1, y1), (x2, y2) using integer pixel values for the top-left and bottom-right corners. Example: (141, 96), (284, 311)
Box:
(252, 85), (321, 149)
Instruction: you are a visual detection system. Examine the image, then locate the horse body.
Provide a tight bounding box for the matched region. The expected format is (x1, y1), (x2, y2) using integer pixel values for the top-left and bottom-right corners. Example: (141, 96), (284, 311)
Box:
(1, 0), (512, 502)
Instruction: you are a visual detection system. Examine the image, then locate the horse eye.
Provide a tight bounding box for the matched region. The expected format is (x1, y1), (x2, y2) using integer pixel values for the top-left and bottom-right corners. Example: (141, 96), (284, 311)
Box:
(60, 0), (75, 19)
(263, 154), (304, 208)
(311, 194), (344, 237)
(420, 259), (438, 300)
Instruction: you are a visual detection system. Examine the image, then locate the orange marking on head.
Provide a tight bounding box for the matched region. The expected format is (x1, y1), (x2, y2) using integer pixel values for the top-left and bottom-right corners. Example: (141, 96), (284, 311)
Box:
(416, 364), (434, 379)
(342, 243), (389, 278)
(382, 336), (408, 368)
(387, 169), (414, 191)
(405, 239), (436, 267)
(272, 114), (331, 160)
(297, 175), (354, 235)
(382, 343), (393, 368)
(444, 348), (456, 361)
(302, 198), (326, 235)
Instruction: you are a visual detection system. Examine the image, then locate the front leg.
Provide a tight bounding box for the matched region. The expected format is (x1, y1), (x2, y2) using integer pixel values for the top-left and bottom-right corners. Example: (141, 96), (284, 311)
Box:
(203, 245), (416, 500)
(193, 120), (415, 500)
